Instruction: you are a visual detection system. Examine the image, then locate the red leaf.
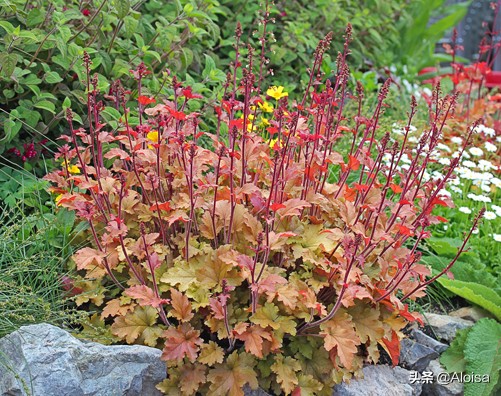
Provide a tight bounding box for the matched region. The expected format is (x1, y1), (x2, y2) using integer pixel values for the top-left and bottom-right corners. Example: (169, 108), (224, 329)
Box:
(138, 96), (156, 105)
(166, 106), (187, 120)
(381, 330), (400, 366)
(353, 183), (369, 192)
(399, 304), (424, 326)
(431, 197), (448, 207)
(348, 155), (360, 171)
(150, 201), (171, 212)
(344, 186), (357, 202)
(182, 87), (203, 99)
(399, 199), (412, 206)
(389, 183), (402, 193)
(397, 225), (414, 236)
(270, 203), (286, 211)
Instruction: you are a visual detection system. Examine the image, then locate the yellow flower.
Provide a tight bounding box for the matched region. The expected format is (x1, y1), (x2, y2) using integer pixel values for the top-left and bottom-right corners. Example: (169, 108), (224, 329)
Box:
(67, 164), (80, 174)
(147, 130), (160, 149)
(260, 117), (270, 126)
(147, 130), (160, 142)
(258, 101), (274, 113)
(269, 138), (282, 149)
(55, 194), (63, 206)
(266, 86), (288, 100)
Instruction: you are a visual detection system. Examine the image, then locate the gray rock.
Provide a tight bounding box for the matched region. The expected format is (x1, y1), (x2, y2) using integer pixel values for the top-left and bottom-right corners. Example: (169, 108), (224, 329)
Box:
(0, 323), (166, 396)
(422, 359), (463, 396)
(400, 338), (439, 372)
(411, 329), (448, 353)
(422, 313), (474, 343)
(332, 365), (422, 396)
(448, 306), (492, 322)
(244, 385), (272, 395)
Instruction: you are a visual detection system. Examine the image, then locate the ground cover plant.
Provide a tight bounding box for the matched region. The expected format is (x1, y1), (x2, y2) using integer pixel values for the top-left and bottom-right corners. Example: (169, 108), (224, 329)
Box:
(41, 8), (492, 392)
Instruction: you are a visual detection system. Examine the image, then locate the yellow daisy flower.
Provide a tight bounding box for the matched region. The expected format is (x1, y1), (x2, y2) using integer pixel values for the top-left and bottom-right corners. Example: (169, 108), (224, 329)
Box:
(147, 130), (160, 149)
(266, 86), (288, 100)
(258, 101), (274, 113)
(67, 164), (81, 174)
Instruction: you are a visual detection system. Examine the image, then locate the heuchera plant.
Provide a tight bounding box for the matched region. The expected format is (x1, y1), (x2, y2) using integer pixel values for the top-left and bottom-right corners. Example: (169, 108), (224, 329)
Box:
(46, 22), (484, 396)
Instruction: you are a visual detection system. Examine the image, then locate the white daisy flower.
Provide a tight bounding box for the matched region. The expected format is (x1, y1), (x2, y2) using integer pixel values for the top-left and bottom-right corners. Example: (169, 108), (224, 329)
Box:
(491, 177), (501, 188)
(458, 207), (472, 214)
(450, 186), (462, 193)
(462, 160), (476, 168)
(485, 141), (497, 153)
(467, 193), (492, 203)
(451, 137), (463, 144)
(439, 158), (451, 166)
(472, 228), (479, 234)
(478, 160), (495, 171)
(484, 211), (497, 220)
(483, 127), (495, 137)
(481, 183), (491, 193)
(438, 188), (451, 197)
(437, 143), (451, 152)
(493, 234), (501, 242)
(469, 147), (484, 156)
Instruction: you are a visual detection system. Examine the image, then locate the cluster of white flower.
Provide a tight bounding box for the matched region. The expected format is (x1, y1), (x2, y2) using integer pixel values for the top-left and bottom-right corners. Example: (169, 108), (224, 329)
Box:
(391, 123), (417, 136)
(466, 193), (492, 203)
(473, 124), (496, 137)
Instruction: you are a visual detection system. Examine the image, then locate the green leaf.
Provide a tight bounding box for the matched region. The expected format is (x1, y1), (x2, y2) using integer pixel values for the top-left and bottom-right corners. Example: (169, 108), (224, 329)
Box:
(34, 100), (56, 114)
(440, 327), (470, 372)
(44, 71), (63, 84)
(62, 97), (71, 109)
(0, 53), (18, 77)
(183, 3), (194, 15)
(101, 106), (122, 122)
(0, 21), (15, 34)
(2, 118), (22, 142)
(437, 278), (501, 321)
(463, 319), (501, 396)
(26, 8), (45, 27)
(427, 237), (462, 257)
(202, 54), (216, 79)
(113, 0), (130, 19)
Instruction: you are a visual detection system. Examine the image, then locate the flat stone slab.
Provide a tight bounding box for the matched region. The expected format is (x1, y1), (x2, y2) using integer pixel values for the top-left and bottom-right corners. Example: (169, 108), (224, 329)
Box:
(0, 323), (166, 396)
(332, 365), (422, 396)
(422, 313), (474, 343)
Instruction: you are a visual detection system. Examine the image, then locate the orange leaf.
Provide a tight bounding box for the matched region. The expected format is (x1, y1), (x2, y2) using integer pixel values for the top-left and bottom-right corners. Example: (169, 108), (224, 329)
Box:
(320, 312), (360, 369)
(125, 285), (170, 308)
(169, 288), (194, 322)
(162, 323), (203, 362)
(234, 324), (272, 358)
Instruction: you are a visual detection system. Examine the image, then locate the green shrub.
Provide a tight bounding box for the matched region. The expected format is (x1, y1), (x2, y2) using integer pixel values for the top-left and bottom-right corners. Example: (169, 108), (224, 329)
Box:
(0, 0), (221, 166)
